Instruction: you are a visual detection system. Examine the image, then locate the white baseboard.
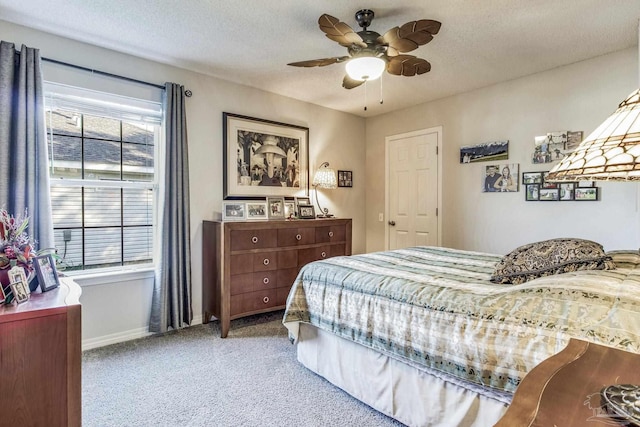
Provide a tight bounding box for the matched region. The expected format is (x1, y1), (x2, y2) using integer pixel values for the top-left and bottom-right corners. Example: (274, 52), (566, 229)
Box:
(82, 314), (204, 351)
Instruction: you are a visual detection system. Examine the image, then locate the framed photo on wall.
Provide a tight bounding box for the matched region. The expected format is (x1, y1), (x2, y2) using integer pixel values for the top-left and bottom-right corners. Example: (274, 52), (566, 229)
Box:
(223, 113), (309, 199)
(575, 187), (599, 201)
(337, 170), (353, 187)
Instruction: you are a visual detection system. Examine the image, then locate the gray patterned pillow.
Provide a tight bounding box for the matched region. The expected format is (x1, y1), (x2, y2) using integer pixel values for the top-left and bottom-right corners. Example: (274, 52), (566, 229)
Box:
(491, 238), (616, 285)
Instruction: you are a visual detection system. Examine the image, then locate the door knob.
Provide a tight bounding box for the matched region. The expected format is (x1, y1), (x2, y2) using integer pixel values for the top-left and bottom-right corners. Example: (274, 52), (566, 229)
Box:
(388, 221), (396, 226)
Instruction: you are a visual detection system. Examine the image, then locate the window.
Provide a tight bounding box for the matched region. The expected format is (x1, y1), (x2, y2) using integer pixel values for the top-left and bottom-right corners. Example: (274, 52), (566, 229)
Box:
(44, 83), (162, 272)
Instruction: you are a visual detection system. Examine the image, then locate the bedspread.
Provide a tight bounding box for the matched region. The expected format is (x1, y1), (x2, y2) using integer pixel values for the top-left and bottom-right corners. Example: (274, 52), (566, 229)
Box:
(282, 246), (640, 394)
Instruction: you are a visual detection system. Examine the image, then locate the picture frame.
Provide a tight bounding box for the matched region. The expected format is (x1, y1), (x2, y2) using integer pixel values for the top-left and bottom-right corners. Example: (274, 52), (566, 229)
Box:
(267, 196), (285, 220)
(284, 200), (297, 219)
(525, 184), (540, 201)
(559, 182), (575, 201)
(539, 188), (560, 201)
(10, 280), (29, 304)
(575, 187), (599, 201)
(577, 180), (595, 188)
(0, 284), (5, 304)
(246, 201), (268, 220)
(482, 163), (519, 192)
(222, 201), (246, 221)
(298, 204), (316, 219)
(337, 170), (353, 188)
(223, 112), (309, 199)
(8, 265), (30, 294)
(34, 254), (60, 292)
(541, 172), (557, 188)
(460, 140), (509, 163)
(295, 196), (311, 207)
(522, 172), (543, 185)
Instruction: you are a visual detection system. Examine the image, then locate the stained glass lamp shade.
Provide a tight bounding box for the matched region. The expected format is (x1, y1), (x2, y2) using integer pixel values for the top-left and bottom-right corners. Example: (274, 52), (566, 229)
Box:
(546, 89), (640, 182)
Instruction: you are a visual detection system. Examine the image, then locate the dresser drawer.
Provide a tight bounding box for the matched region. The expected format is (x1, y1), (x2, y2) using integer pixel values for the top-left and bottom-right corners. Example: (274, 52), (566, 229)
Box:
(277, 267), (299, 289)
(278, 227), (316, 246)
(298, 244), (346, 266)
(230, 229), (277, 250)
(230, 271), (277, 295)
(315, 225), (346, 243)
(230, 289), (278, 316)
(230, 253), (278, 273)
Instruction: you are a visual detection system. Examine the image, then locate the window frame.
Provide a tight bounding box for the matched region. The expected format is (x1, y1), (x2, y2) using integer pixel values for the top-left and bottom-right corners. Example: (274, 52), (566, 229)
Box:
(45, 83), (162, 278)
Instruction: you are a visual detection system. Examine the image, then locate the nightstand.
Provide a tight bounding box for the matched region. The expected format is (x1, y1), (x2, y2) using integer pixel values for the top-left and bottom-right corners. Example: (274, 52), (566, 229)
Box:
(495, 339), (640, 426)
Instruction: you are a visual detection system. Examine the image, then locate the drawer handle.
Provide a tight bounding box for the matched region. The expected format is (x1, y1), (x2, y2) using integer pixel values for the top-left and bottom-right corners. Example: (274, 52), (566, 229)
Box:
(263, 258), (270, 266)
(263, 277), (270, 285)
(321, 251), (327, 258)
(263, 296), (270, 304)
(251, 236), (259, 244)
(296, 234), (302, 241)
(328, 231), (334, 238)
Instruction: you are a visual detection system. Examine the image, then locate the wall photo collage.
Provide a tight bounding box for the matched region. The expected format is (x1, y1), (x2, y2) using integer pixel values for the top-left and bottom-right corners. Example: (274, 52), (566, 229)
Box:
(523, 172), (599, 202)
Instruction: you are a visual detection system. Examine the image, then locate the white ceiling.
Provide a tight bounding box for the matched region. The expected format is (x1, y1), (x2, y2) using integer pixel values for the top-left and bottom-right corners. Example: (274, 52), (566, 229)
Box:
(1, 0), (639, 117)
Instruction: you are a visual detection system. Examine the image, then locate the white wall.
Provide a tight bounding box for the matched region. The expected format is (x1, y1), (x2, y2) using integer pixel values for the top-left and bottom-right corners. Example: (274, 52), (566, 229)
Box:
(1, 21), (366, 348)
(366, 47), (640, 255)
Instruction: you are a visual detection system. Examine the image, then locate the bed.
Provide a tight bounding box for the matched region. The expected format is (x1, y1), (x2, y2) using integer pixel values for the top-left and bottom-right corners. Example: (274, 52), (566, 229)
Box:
(282, 243), (640, 427)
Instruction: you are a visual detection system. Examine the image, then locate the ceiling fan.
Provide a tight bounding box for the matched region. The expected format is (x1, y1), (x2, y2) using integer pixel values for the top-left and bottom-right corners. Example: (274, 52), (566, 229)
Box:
(288, 9), (441, 89)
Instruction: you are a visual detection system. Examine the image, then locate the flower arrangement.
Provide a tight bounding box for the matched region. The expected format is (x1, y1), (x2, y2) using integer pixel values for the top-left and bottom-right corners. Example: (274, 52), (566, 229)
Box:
(0, 208), (36, 270)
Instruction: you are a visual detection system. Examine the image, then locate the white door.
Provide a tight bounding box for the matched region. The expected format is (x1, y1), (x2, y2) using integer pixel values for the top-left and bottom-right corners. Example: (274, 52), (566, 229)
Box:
(385, 127), (441, 250)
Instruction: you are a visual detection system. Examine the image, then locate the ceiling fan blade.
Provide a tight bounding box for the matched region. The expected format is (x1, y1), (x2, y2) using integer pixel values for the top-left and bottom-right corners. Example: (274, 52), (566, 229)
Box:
(387, 55), (431, 77)
(342, 75), (365, 90)
(380, 19), (441, 53)
(318, 14), (367, 48)
(288, 56), (350, 67)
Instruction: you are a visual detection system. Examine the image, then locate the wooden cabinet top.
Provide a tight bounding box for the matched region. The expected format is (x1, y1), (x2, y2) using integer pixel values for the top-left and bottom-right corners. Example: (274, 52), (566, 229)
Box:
(0, 277), (81, 324)
(204, 218), (351, 230)
(495, 339), (640, 427)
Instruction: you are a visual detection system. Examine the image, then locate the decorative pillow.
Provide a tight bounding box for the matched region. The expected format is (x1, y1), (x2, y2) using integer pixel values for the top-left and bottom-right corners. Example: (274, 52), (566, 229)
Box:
(606, 250), (640, 269)
(491, 238), (616, 285)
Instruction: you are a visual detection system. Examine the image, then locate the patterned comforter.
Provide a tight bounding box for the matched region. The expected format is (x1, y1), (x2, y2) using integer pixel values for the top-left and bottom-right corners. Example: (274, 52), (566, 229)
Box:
(282, 246), (640, 394)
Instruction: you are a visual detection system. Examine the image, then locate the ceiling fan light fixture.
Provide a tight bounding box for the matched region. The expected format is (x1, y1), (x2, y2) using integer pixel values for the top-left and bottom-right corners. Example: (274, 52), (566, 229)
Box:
(345, 57), (386, 81)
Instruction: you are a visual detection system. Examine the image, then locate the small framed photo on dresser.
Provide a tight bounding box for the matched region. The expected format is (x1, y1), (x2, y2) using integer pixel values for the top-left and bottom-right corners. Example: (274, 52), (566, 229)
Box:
(222, 202), (246, 221)
(10, 280), (29, 304)
(267, 197), (285, 220)
(246, 201), (268, 220)
(34, 254), (60, 292)
(298, 205), (316, 219)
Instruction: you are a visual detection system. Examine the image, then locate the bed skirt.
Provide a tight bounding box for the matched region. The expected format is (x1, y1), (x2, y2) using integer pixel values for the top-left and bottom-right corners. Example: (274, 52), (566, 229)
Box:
(297, 323), (509, 427)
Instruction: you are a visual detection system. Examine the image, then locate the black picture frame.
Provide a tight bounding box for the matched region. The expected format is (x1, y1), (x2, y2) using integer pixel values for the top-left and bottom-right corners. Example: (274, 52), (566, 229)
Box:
(223, 112), (309, 200)
(525, 184), (540, 201)
(298, 204), (316, 219)
(34, 254), (60, 292)
(338, 170), (353, 187)
(575, 187), (599, 201)
(539, 188), (560, 201)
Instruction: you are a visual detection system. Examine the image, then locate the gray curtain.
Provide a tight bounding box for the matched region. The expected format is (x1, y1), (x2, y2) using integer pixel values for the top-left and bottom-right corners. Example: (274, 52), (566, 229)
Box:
(0, 41), (53, 250)
(150, 82), (192, 332)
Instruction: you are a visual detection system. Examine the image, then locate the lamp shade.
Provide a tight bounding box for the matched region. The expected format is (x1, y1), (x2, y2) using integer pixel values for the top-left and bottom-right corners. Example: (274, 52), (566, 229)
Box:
(547, 89), (640, 182)
(312, 162), (338, 189)
(345, 57), (386, 81)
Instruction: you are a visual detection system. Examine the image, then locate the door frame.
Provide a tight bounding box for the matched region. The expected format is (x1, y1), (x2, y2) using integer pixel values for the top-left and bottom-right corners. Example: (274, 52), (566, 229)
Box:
(384, 126), (443, 250)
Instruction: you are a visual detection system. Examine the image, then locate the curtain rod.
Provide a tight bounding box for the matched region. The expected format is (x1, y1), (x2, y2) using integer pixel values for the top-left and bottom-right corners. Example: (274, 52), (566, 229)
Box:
(17, 51), (193, 96)
(42, 56), (167, 91)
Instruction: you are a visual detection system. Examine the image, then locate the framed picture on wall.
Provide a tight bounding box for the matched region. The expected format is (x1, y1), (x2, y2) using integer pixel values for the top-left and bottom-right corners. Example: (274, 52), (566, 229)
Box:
(575, 187), (599, 201)
(223, 113), (309, 199)
(539, 188), (559, 201)
(559, 183), (575, 201)
(525, 184), (540, 201)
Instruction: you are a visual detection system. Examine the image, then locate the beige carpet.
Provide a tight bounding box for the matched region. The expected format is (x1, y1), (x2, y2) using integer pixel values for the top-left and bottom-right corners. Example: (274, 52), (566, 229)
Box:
(82, 311), (404, 426)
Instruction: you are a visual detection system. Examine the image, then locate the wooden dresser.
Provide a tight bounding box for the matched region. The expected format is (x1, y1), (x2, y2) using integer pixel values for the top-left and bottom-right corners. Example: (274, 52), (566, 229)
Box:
(0, 278), (82, 427)
(203, 218), (352, 337)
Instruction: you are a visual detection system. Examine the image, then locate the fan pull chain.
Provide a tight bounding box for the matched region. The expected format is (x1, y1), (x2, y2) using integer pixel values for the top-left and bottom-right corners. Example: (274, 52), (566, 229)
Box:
(364, 81), (368, 111)
(380, 75), (384, 105)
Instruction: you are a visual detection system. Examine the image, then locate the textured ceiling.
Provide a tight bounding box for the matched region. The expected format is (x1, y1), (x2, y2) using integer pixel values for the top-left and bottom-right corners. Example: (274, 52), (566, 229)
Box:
(1, 0), (639, 117)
